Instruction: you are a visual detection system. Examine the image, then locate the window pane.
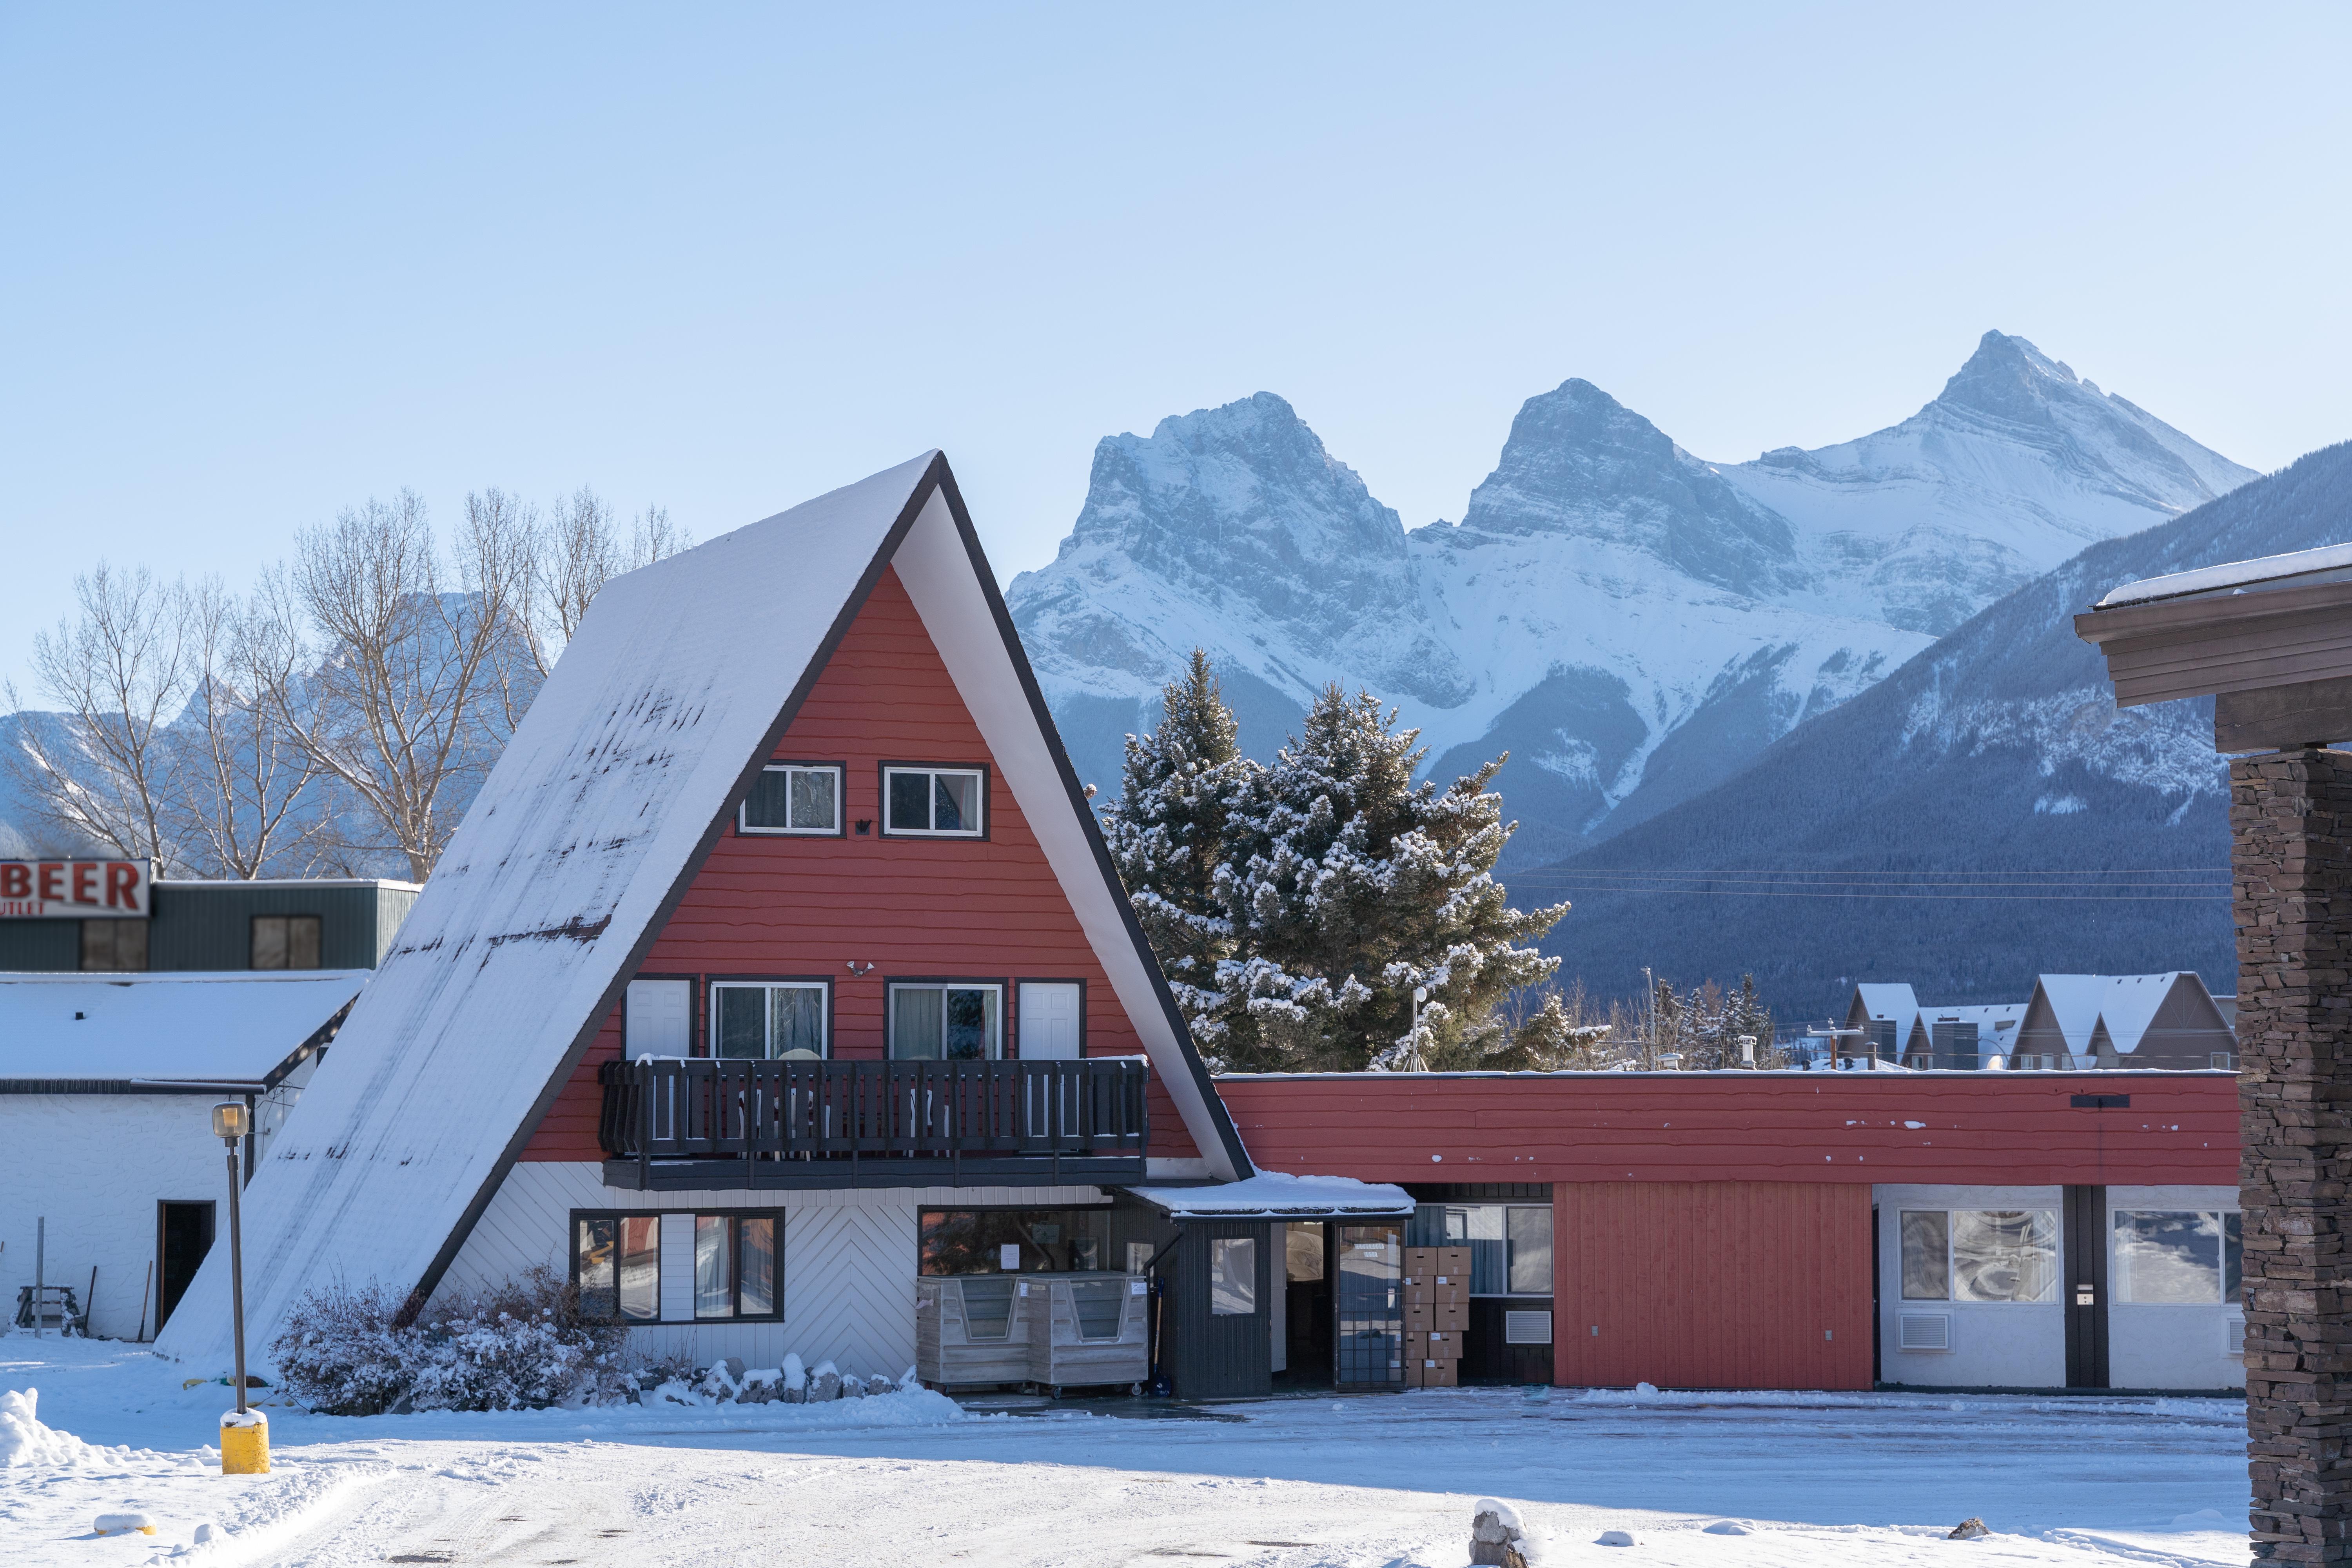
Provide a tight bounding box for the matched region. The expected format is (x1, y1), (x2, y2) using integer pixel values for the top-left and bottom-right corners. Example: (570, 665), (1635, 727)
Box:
(695, 1215), (733, 1319)
(2113, 1210), (2223, 1304)
(2226, 1212), (2243, 1304)
(288, 916), (322, 969)
(743, 767), (791, 828)
(576, 1217), (617, 1319)
(918, 1209), (1111, 1274)
(717, 986), (768, 1058)
(1506, 1205), (1554, 1294)
(619, 1215), (660, 1321)
(887, 770), (930, 831)
(252, 916), (287, 970)
(1211, 1237), (1258, 1316)
(774, 986), (825, 1058)
(893, 987), (943, 1059)
(944, 987), (997, 1060)
(1286, 1222), (1325, 1282)
(935, 772), (979, 832)
(739, 1217), (776, 1317)
(1952, 1210), (2058, 1303)
(789, 768), (837, 831)
(1900, 1210), (1950, 1300)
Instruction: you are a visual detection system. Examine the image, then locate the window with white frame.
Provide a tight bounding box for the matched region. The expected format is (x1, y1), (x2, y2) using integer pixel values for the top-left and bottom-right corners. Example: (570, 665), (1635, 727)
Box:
(2112, 1210), (2243, 1304)
(882, 765), (985, 837)
(889, 982), (1002, 1059)
(740, 763), (842, 835)
(711, 980), (828, 1059)
(1899, 1209), (2058, 1303)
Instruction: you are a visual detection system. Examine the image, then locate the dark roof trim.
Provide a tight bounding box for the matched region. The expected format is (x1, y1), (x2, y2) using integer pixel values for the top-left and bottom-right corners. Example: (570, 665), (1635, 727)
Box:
(924, 462), (1254, 1182)
(0, 1079), (265, 1095)
(400, 460), (951, 1323)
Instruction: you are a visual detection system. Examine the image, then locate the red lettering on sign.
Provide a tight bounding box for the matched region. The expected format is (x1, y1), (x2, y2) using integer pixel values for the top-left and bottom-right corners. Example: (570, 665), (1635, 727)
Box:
(38, 863), (64, 902)
(106, 862), (141, 910)
(72, 862), (97, 904)
(0, 865), (25, 899)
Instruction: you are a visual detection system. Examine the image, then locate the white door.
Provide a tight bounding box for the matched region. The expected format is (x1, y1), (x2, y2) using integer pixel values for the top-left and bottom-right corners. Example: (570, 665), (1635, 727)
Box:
(1018, 982), (1082, 1059)
(625, 978), (691, 1058)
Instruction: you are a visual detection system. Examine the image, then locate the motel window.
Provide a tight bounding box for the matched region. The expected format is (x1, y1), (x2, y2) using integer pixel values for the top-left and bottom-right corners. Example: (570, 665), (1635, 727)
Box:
(1407, 1203), (1555, 1294)
(251, 914), (323, 970)
(2112, 1210), (2243, 1305)
(574, 1212), (780, 1323)
(740, 763), (842, 836)
(80, 918), (149, 972)
(711, 981), (828, 1059)
(889, 982), (1002, 1060)
(918, 1209), (1111, 1274)
(575, 1214), (661, 1323)
(882, 765), (985, 837)
(693, 1214), (781, 1320)
(1899, 1209), (2059, 1303)
(1210, 1238), (1259, 1316)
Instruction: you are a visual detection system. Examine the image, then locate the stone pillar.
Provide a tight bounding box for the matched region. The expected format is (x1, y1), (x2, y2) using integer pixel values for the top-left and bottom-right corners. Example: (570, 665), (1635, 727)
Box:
(2236, 746), (2352, 1563)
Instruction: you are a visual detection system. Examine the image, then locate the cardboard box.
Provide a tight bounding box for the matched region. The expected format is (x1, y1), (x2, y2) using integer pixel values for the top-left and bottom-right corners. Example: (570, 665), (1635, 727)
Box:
(1405, 1299), (1468, 1333)
(1406, 1330), (1459, 1359)
(1404, 1277), (1466, 1304)
(1411, 1357), (1459, 1388)
(1404, 1246), (1472, 1277)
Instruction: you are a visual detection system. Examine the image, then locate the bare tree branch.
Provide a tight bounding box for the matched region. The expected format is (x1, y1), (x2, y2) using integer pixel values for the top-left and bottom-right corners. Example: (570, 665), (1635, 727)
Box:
(171, 578), (332, 878)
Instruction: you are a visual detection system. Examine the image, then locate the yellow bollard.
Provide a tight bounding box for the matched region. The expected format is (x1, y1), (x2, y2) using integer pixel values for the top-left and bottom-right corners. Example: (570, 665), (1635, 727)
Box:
(220, 1409), (269, 1474)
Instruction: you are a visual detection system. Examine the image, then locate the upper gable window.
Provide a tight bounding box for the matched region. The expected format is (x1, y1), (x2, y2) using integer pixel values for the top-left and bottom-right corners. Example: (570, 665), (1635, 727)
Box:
(741, 763), (843, 836)
(882, 765), (985, 838)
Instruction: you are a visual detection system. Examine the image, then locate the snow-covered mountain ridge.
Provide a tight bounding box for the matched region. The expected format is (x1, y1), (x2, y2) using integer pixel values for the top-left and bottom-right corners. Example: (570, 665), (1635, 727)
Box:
(1008, 333), (2254, 865)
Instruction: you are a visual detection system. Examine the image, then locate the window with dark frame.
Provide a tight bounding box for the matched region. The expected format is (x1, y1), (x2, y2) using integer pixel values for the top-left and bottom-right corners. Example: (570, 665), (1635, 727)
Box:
(881, 765), (984, 837)
(251, 914), (323, 969)
(574, 1211), (781, 1323)
(889, 982), (1001, 1059)
(711, 980), (829, 1059)
(918, 1208), (1112, 1274)
(740, 763), (843, 836)
(80, 918), (149, 972)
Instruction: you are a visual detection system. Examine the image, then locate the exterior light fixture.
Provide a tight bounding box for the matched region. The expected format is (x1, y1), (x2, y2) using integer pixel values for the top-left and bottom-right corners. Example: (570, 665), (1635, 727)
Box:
(211, 1101), (267, 1475)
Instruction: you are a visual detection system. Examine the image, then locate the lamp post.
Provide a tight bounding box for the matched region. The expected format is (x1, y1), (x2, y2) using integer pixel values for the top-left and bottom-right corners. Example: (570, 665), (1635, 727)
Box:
(1408, 986), (1429, 1072)
(211, 1101), (268, 1475)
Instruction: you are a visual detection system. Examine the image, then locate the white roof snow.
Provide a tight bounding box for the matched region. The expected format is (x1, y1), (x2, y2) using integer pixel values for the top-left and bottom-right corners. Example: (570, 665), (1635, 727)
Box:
(2096, 542), (2352, 609)
(1852, 983), (1920, 1037)
(1917, 1003), (2026, 1042)
(157, 453), (1243, 1371)
(1125, 1172), (1414, 1218)
(0, 971), (364, 1086)
(2030, 972), (2201, 1057)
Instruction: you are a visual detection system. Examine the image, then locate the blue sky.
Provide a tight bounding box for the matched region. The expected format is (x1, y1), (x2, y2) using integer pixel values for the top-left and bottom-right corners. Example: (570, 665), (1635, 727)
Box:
(4, 4), (2347, 694)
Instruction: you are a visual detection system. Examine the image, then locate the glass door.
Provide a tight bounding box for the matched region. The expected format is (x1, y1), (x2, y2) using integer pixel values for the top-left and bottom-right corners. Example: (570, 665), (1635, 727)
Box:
(1334, 1223), (1403, 1388)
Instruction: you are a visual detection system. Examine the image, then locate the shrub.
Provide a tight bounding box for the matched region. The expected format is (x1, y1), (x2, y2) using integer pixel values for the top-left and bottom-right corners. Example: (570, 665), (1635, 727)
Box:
(270, 1267), (627, 1414)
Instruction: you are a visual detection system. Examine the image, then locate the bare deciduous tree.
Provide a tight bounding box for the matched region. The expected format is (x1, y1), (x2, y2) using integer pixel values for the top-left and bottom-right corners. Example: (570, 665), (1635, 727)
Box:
(520, 489), (689, 682)
(263, 490), (536, 882)
(171, 579), (331, 878)
(4, 564), (195, 869)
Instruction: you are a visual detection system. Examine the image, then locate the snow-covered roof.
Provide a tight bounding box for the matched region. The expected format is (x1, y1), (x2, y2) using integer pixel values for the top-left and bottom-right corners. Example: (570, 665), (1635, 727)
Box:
(2029, 973), (2203, 1057)
(0, 971), (364, 1087)
(1123, 1172), (1414, 1219)
(1916, 1003), (2026, 1040)
(1850, 983), (1920, 1036)
(2096, 542), (2352, 609)
(156, 452), (1248, 1371)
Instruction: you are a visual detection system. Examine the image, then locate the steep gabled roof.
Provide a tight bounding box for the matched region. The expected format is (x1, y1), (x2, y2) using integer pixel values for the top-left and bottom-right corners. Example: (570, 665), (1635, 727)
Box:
(1849, 982), (1920, 1037)
(158, 453), (1249, 1368)
(2026, 972), (2207, 1058)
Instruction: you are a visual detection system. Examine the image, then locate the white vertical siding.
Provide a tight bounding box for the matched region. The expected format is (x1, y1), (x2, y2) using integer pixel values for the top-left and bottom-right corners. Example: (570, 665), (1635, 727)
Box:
(2106, 1183), (2243, 1392)
(429, 1165), (1108, 1379)
(1873, 1183), (2067, 1389)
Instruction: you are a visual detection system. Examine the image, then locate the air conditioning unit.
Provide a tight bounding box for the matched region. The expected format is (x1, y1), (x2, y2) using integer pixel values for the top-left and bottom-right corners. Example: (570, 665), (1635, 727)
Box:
(1897, 1314), (1953, 1352)
(2226, 1318), (2246, 1356)
(1505, 1310), (1554, 1345)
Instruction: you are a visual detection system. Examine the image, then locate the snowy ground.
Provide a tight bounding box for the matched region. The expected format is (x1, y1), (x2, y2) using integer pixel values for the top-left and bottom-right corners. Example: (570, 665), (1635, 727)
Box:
(4, 1335), (2249, 1568)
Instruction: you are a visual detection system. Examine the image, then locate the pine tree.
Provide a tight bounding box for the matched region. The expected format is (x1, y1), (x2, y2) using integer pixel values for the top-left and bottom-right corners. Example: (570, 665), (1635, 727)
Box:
(1098, 650), (1254, 1054)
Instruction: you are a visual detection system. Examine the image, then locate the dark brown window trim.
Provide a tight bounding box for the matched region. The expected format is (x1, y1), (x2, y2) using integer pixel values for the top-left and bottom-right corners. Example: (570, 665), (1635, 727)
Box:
(875, 761), (990, 840)
(567, 1206), (787, 1326)
(737, 759), (849, 838)
(706, 975), (836, 1060)
(884, 976), (1009, 1060)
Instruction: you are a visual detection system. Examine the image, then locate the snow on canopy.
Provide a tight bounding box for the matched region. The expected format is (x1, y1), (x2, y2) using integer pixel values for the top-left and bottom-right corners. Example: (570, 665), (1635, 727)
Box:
(1125, 1171), (1412, 1218)
(158, 451), (1246, 1370)
(0, 971), (363, 1086)
(2096, 539), (2352, 608)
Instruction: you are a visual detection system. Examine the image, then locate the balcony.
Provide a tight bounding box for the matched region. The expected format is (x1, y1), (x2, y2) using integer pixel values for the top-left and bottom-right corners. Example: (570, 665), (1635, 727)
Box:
(597, 1055), (1151, 1189)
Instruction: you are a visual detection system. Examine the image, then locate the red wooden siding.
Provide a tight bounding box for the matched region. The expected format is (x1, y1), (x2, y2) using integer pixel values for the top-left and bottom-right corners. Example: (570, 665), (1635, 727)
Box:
(524, 566), (1198, 1161)
(1216, 1071), (2235, 1187)
(1550, 1181), (1873, 1390)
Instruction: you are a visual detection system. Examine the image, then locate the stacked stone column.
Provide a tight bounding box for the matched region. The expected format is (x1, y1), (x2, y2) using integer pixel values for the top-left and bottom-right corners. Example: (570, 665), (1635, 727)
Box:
(2236, 746), (2352, 1563)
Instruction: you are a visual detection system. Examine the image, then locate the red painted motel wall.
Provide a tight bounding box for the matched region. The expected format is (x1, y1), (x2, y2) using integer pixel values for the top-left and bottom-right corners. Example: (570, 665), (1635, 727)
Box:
(1215, 1070), (2237, 1187)
(1552, 1181), (1874, 1391)
(524, 566), (1200, 1161)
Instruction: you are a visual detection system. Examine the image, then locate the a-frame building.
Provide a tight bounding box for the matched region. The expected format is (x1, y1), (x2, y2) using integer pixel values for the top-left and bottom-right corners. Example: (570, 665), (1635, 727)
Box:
(155, 454), (1411, 1392)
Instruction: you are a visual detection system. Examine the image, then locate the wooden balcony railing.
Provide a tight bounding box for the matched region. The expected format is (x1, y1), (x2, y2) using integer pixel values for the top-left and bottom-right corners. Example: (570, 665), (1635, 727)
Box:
(597, 1055), (1150, 1188)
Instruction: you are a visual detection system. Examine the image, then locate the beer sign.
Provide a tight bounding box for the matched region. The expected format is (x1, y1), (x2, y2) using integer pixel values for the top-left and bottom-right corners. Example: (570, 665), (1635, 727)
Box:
(0, 858), (152, 918)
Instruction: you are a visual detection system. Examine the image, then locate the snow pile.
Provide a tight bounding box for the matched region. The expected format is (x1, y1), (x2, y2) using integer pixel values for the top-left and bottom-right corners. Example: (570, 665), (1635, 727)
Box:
(643, 1356), (919, 1408)
(0, 1387), (163, 1470)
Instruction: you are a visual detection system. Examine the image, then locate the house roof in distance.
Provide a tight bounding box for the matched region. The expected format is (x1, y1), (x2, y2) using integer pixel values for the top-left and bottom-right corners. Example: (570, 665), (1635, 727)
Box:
(156, 451), (1250, 1371)
(2027, 971), (2214, 1058)
(0, 970), (365, 1089)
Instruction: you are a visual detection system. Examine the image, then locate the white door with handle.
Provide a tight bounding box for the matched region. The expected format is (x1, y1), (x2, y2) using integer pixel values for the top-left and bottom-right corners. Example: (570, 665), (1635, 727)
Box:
(1018, 982), (1082, 1058)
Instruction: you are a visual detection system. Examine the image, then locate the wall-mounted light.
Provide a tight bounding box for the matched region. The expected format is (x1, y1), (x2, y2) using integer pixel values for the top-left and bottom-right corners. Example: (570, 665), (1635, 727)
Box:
(846, 961), (875, 976)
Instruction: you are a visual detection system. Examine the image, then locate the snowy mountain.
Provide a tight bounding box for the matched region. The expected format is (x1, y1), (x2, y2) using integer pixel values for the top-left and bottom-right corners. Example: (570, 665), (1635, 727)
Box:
(1009, 334), (2254, 867)
(1524, 438), (2352, 1015)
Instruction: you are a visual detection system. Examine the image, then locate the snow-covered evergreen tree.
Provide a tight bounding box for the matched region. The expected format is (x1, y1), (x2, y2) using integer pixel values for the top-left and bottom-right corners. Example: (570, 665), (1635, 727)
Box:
(1105, 659), (1568, 1072)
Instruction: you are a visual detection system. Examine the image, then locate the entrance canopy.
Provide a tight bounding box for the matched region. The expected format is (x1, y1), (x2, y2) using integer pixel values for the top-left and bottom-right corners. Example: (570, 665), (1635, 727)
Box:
(1121, 1171), (1412, 1221)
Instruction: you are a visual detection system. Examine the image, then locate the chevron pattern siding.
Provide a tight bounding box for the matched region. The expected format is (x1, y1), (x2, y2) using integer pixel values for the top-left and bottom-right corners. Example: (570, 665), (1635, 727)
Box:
(428, 1164), (1104, 1377)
